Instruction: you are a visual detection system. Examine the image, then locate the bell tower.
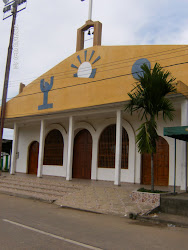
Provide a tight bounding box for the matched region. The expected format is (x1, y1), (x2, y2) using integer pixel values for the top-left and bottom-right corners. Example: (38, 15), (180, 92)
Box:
(76, 0), (102, 52)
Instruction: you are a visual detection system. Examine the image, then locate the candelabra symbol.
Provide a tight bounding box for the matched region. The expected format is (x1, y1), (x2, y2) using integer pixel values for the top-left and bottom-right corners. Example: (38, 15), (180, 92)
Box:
(38, 76), (54, 110)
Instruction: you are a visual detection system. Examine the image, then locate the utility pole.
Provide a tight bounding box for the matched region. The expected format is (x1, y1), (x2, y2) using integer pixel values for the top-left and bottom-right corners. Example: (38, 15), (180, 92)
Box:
(0, 0), (27, 173)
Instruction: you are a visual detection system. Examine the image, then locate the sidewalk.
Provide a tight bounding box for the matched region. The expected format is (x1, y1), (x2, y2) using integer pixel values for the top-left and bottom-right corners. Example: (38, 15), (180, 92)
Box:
(0, 172), (187, 228)
(0, 172), (160, 215)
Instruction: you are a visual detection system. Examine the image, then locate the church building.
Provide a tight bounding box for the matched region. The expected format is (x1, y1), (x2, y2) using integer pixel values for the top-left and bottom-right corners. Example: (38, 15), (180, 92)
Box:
(4, 8), (188, 190)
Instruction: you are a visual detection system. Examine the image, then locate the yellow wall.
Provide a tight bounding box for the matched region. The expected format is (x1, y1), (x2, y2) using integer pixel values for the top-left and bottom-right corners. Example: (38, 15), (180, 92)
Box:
(5, 45), (188, 118)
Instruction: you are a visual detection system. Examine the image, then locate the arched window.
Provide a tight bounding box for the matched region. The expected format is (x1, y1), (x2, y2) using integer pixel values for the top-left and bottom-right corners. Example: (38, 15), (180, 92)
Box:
(43, 129), (64, 166)
(98, 125), (129, 169)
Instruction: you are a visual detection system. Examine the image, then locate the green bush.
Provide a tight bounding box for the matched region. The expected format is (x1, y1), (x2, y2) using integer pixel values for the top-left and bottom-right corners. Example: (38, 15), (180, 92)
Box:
(137, 187), (167, 193)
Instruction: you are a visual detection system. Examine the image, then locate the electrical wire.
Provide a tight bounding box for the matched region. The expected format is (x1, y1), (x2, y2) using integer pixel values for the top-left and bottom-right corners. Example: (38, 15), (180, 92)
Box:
(3, 60), (188, 104)
(7, 45), (188, 86)
(7, 49), (188, 87)
(4, 59), (188, 119)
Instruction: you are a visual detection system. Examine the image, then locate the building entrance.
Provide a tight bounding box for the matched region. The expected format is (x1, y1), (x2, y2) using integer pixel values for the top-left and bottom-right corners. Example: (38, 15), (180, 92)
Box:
(72, 130), (92, 179)
(28, 141), (39, 175)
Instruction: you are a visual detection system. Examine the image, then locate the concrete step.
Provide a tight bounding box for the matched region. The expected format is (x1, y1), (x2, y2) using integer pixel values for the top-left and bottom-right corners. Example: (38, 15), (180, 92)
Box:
(0, 176), (80, 188)
(0, 179), (80, 192)
(0, 175), (81, 200)
(160, 193), (188, 217)
(0, 186), (59, 203)
(0, 182), (71, 197)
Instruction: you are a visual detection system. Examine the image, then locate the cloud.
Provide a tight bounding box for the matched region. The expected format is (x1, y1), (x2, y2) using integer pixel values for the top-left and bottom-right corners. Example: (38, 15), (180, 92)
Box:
(0, 0), (188, 139)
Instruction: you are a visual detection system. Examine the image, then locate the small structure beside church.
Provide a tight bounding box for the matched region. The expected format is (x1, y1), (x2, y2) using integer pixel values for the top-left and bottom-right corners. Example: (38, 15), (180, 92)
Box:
(1, 139), (12, 171)
(3, 5), (188, 191)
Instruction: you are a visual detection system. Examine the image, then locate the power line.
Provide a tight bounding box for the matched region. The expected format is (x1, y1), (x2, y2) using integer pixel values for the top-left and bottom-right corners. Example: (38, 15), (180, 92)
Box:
(22, 51), (188, 83)
(4, 59), (188, 119)
(7, 49), (188, 87)
(4, 60), (188, 105)
(7, 46), (188, 86)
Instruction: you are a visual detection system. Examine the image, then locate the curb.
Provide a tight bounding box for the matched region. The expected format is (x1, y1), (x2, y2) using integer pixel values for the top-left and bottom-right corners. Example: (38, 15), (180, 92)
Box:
(0, 190), (56, 204)
(138, 215), (188, 228)
(58, 205), (103, 215)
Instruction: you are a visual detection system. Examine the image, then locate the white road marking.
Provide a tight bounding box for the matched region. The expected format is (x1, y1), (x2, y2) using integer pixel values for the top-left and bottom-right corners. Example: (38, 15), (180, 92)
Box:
(3, 219), (102, 250)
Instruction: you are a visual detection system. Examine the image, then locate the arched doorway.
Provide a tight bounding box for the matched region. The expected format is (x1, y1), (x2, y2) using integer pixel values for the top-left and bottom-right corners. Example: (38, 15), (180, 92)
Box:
(43, 129), (64, 166)
(98, 124), (129, 169)
(28, 141), (39, 175)
(142, 136), (169, 186)
(72, 129), (92, 179)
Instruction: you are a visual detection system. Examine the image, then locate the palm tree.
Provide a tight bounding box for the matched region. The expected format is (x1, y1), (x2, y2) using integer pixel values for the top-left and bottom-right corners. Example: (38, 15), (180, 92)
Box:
(125, 63), (176, 192)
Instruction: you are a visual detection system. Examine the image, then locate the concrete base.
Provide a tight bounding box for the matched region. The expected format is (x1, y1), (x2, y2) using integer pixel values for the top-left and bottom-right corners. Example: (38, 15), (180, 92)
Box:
(160, 193), (188, 217)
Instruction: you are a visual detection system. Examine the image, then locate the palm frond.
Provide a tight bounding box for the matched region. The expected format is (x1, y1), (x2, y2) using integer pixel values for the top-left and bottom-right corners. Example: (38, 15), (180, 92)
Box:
(136, 119), (158, 154)
(125, 62), (176, 154)
(159, 98), (175, 121)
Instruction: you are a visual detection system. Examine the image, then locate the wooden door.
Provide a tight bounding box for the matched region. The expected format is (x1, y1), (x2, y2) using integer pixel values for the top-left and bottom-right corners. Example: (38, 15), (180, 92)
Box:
(28, 141), (39, 175)
(142, 136), (169, 186)
(72, 130), (92, 179)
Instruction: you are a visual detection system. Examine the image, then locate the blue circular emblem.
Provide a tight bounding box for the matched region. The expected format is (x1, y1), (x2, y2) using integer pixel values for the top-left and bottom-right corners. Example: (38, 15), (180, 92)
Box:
(132, 58), (151, 80)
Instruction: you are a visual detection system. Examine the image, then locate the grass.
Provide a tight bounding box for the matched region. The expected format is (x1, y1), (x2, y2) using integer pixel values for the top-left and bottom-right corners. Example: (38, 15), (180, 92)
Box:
(137, 187), (168, 193)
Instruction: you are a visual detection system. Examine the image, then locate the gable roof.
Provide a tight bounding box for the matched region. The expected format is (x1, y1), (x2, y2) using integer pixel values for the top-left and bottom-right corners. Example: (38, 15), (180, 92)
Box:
(5, 44), (188, 119)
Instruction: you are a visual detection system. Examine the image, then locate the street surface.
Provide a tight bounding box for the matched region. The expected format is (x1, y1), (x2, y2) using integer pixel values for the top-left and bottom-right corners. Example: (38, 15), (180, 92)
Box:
(0, 193), (187, 250)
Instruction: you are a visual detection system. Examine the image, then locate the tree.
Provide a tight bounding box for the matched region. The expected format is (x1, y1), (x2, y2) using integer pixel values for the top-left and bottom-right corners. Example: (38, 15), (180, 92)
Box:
(125, 63), (176, 192)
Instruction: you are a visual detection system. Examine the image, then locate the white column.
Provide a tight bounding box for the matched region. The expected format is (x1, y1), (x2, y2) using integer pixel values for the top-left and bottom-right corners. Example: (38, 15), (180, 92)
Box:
(114, 110), (122, 186)
(66, 116), (74, 181)
(10, 123), (18, 175)
(91, 135), (98, 180)
(181, 99), (188, 125)
(180, 100), (188, 190)
(37, 120), (45, 178)
(135, 151), (141, 184)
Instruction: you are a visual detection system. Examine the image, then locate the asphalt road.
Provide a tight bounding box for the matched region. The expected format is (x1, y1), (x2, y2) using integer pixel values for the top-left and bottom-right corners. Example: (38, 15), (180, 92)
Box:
(0, 193), (187, 250)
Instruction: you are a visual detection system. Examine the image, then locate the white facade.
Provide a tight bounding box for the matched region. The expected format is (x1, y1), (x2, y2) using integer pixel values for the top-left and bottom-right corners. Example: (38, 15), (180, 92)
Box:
(9, 97), (188, 190)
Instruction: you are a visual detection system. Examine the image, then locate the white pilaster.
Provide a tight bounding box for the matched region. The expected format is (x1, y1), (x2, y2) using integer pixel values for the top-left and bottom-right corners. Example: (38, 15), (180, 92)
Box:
(10, 123), (18, 175)
(114, 110), (122, 186)
(180, 100), (188, 190)
(37, 120), (45, 178)
(66, 116), (74, 181)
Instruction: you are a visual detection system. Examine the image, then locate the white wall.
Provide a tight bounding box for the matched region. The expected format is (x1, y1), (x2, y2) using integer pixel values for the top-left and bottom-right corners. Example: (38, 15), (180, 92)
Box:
(42, 165), (66, 177)
(16, 126), (40, 173)
(14, 99), (184, 188)
(122, 102), (182, 187)
(42, 123), (68, 177)
(90, 118), (136, 183)
(16, 123), (68, 177)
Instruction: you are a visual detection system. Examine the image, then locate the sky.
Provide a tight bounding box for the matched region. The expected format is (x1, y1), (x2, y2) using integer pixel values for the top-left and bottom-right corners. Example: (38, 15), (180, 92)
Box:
(0, 0), (188, 139)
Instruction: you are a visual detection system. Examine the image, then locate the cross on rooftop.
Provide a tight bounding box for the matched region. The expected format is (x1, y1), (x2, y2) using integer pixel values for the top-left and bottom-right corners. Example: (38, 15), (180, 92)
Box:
(81, 0), (93, 20)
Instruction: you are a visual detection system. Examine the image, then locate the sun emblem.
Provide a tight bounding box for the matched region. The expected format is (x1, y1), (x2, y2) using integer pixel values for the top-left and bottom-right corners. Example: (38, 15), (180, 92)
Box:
(71, 50), (101, 78)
